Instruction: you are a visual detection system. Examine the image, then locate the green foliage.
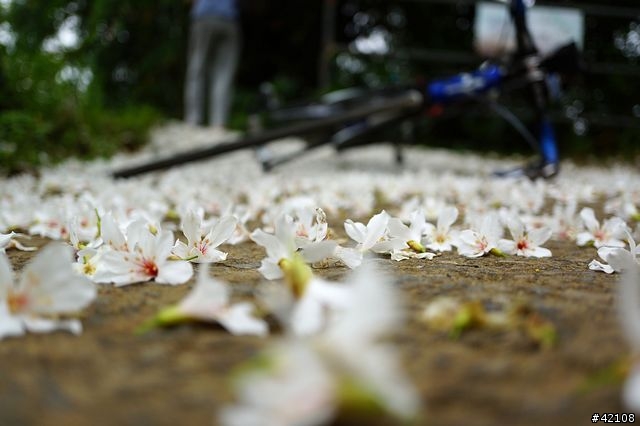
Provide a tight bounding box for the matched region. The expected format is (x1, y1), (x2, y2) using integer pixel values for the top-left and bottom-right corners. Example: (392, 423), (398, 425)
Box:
(0, 0), (165, 174)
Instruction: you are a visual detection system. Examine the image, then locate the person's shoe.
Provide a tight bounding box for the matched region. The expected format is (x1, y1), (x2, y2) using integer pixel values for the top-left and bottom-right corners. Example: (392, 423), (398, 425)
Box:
(493, 159), (559, 180)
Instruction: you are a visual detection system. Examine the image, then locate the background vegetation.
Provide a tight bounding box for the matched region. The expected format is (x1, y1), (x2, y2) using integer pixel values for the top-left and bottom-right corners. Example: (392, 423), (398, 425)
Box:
(0, 0), (638, 174)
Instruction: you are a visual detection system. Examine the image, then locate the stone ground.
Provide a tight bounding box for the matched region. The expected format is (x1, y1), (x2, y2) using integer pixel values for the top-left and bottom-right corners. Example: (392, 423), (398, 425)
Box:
(0, 233), (628, 426)
(0, 125), (635, 425)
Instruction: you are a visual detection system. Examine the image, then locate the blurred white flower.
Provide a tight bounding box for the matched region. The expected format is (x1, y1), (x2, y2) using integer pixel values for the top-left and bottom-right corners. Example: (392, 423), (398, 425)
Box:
(616, 248), (640, 412)
(0, 243), (96, 340)
(590, 231), (640, 274)
(141, 265), (267, 336)
(576, 207), (627, 248)
(220, 265), (420, 425)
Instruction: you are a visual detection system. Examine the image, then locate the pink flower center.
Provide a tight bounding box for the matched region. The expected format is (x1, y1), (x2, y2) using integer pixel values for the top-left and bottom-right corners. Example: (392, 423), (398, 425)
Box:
(517, 239), (529, 251)
(198, 241), (209, 255)
(296, 224), (308, 238)
(142, 259), (159, 277)
(7, 291), (28, 314)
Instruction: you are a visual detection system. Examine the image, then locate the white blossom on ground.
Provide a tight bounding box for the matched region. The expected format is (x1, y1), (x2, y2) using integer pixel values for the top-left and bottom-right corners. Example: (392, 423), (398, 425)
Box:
(456, 212), (503, 258)
(498, 213), (552, 258)
(590, 231), (640, 274)
(250, 214), (336, 281)
(425, 206), (459, 252)
(220, 265), (420, 426)
(0, 243), (97, 340)
(615, 249), (640, 412)
(172, 210), (237, 263)
(289, 276), (352, 336)
(549, 199), (580, 241)
(335, 211), (391, 268)
(219, 341), (337, 426)
(383, 210), (436, 261)
(92, 221), (193, 286)
(576, 207), (628, 248)
(142, 265), (268, 336)
(293, 207), (329, 246)
(343, 210), (391, 254)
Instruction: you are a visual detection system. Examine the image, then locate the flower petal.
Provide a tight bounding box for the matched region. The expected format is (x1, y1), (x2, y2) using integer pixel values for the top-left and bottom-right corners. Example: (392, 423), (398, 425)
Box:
(155, 259), (193, 285)
(588, 259), (614, 274)
(361, 211), (389, 251)
(0, 303), (25, 340)
(22, 316), (83, 335)
(344, 220), (366, 244)
(258, 259), (283, 280)
(579, 207), (599, 233)
(0, 252), (14, 295)
(251, 229), (286, 260)
(217, 303), (268, 336)
(178, 266), (228, 317)
(208, 215), (238, 247)
(20, 243), (96, 314)
(301, 241), (337, 263)
(528, 227), (552, 246)
(437, 206), (458, 231)
(333, 246), (362, 269)
(181, 210), (202, 245)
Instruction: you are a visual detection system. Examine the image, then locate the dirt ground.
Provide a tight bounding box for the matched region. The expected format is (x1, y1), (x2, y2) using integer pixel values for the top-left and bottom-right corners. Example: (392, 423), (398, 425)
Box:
(0, 230), (629, 426)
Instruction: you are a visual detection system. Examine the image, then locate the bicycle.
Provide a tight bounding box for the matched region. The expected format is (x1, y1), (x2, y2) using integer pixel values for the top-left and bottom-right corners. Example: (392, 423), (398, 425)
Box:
(112, 0), (580, 179)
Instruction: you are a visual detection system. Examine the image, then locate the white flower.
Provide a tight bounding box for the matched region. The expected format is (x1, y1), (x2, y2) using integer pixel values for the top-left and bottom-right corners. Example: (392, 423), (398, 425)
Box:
(0, 243), (97, 340)
(220, 266), (420, 426)
(590, 231), (640, 274)
(383, 210), (436, 261)
(344, 210), (390, 253)
(92, 221), (193, 286)
(318, 265), (421, 420)
(623, 364), (640, 413)
(170, 266), (268, 336)
(336, 210), (391, 268)
(549, 199), (580, 241)
(616, 249), (640, 411)
(425, 206), (458, 252)
(576, 207), (627, 248)
(293, 207), (328, 245)
(456, 212), (503, 258)
(498, 214), (552, 258)
(172, 210), (237, 263)
(219, 342), (337, 426)
(251, 214), (336, 281)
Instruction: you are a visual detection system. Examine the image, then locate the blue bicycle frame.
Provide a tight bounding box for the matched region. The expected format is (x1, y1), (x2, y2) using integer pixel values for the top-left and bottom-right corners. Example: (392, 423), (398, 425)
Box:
(425, 0), (560, 174)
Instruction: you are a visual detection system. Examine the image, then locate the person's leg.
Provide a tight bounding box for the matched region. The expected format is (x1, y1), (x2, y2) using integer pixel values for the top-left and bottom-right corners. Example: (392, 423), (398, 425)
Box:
(184, 19), (214, 126)
(208, 20), (240, 128)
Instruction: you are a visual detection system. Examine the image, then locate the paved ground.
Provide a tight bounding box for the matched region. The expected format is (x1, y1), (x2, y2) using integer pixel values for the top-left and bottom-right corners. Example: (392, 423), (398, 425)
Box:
(0, 123), (638, 425)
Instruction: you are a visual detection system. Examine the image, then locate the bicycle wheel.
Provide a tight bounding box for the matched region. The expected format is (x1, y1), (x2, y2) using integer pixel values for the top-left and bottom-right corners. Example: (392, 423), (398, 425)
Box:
(111, 88), (423, 178)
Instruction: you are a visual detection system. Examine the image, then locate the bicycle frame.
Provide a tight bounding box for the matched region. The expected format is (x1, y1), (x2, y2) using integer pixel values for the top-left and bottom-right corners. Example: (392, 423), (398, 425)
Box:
(112, 0), (578, 179)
